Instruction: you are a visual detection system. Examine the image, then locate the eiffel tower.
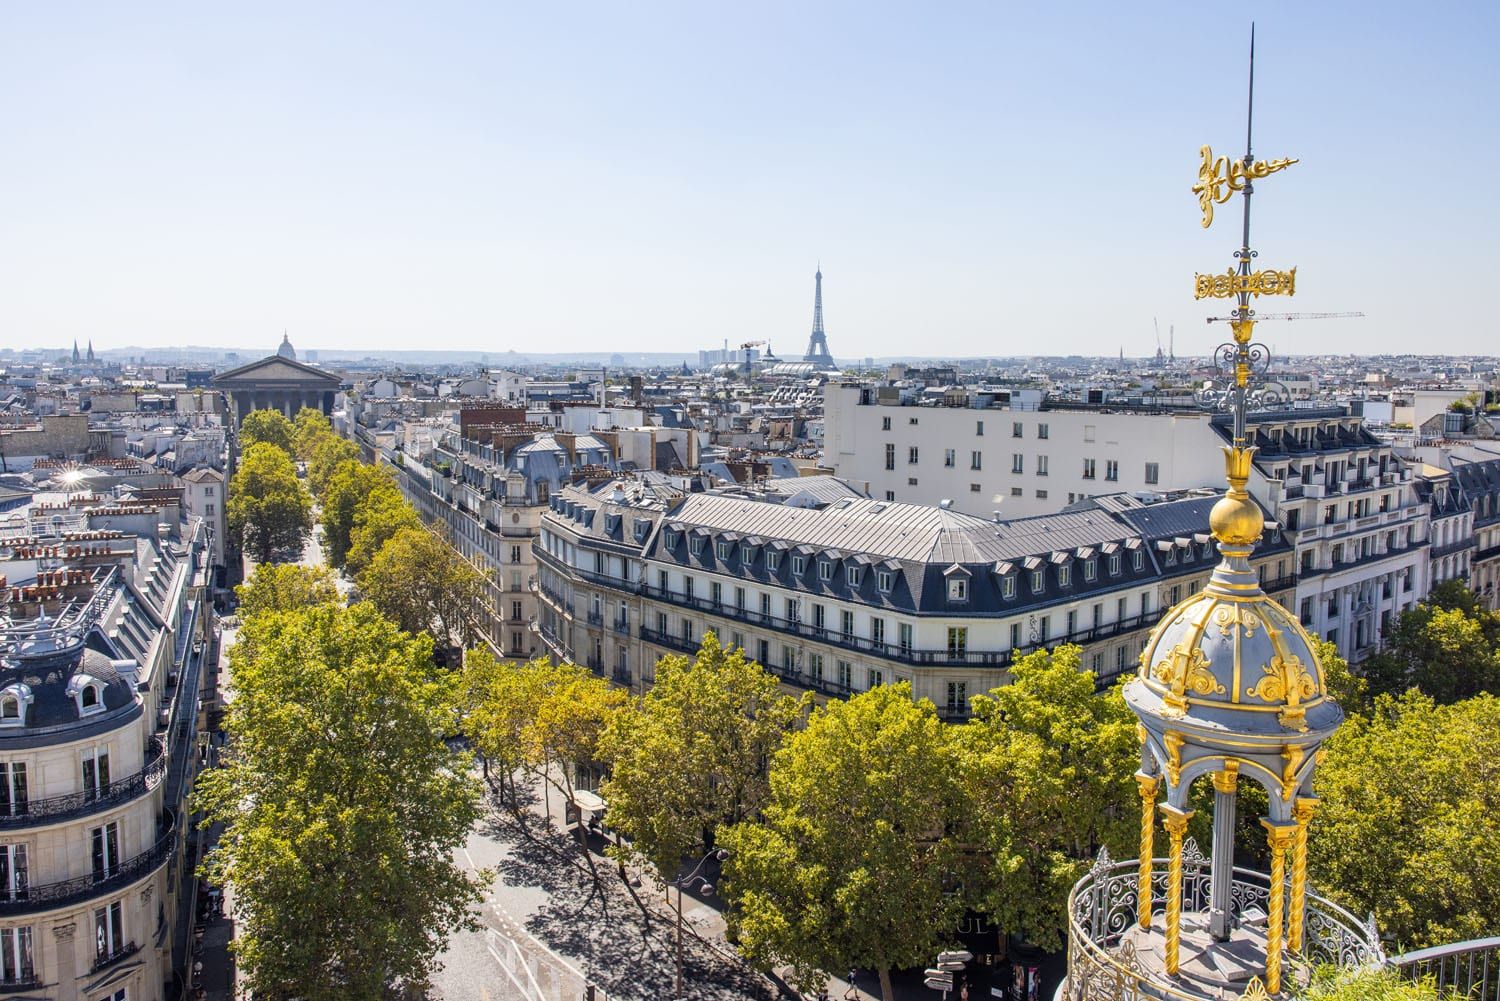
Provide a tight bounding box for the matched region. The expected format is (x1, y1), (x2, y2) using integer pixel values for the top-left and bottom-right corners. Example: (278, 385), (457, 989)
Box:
(802, 267), (836, 369)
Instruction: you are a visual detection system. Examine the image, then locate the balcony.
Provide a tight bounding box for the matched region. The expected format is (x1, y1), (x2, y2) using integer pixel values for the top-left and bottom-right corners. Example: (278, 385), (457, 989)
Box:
(0, 737), (165, 830)
(1065, 844), (1382, 1001)
(0, 812), (177, 917)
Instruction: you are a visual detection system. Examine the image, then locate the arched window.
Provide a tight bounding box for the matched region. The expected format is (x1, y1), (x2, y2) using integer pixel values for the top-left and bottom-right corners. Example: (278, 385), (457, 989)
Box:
(66, 675), (104, 717)
(0, 685), (32, 727)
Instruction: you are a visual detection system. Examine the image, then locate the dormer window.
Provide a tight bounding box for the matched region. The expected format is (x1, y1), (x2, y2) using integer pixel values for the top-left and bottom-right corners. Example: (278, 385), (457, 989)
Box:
(948, 578), (968, 601)
(742, 546), (756, 566)
(1109, 554), (1121, 576)
(1133, 550), (1144, 571)
(791, 555), (806, 576)
(1002, 576), (1016, 599)
(1058, 565), (1071, 587)
(689, 536), (704, 557)
(717, 542), (731, 561)
(877, 570), (894, 593)
(0, 685), (29, 727)
(1031, 571), (1044, 593)
(66, 676), (104, 718)
(846, 566), (861, 587)
(766, 552), (781, 572)
(1084, 559), (1097, 582)
(819, 562), (834, 582)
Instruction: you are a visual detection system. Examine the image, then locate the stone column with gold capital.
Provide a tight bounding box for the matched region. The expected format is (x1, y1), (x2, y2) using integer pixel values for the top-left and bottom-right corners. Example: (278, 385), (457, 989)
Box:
(1161, 805), (1194, 976)
(1262, 820), (1297, 995)
(1136, 773), (1158, 930)
(1289, 797), (1319, 953)
(1208, 762), (1240, 941)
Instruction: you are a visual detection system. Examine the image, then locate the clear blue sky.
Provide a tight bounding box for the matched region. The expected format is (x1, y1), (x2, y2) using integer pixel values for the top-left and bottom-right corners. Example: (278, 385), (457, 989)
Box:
(2, 2), (1493, 358)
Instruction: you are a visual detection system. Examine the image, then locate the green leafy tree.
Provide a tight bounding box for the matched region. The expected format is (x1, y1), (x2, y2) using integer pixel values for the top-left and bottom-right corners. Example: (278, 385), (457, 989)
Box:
(600, 633), (810, 883)
(720, 683), (964, 1001)
(1302, 965), (1448, 1001)
(239, 408), (296, 456)
(235, 563), (340, 619)
(307, 436), (362, 501)
(1310, 691), (1500, 949)
(346, 487), (422, 576)
(357, 525), (489, 648)
(953, 646), (1139, 949)
(321, 462), (399, 569)
(461, 652), (548, 810)
(1363, 582), (1500, 704)
(1317, 639), (1368, 715)
(292, 406), (334, 461)
(227, 443), (313, 562)
(195, 602), (484, 1000)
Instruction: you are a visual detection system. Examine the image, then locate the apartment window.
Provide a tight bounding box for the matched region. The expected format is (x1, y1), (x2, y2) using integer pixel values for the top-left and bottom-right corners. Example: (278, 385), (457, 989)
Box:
(0, 927), (32, 985)
(1082, 458), (1096, 480)
(0, 845), (26, 902)
(786, 598), (800, 623)
(945, 682), (967, 714)
(742, 547), (755, 567)
(1037, 455), (1049, 476)
(1012, 422), (1023, 438)
(782, 646), (796, 673)
(766, 552), (781, 572)
(760, 593), (771, 618)
(846, 566), (860, 587)
(1084, 559), (1097, 582)
(841, 610), (855, 641)
(1031, 571), (1044, 593)
(689, 535), (703, 556)
(882, 416), (892, 430)
(717, 541), (730, 560)
(809, 653), (824, 683)
(1133, 550), (1144, 571)
(1010, 623), (1022, 649)
(710, 581), (722, 607)
(908, 446), (920, 465)
(885, 490), (896, 501)
(94, 900), (124, 966)
(944, 449), (956, 468)
(909, 417), (919, 425)
(791, 555), (805, 576)
(1038, 616), (1050, 642)
(1106, 460), (1119, 482)
(90, 822), (120, 881)
(1002, 576), (1016, 599)
(734, 586), (746, 611)
(0, 764), (26, 817)
(1118, 597), (1128, 621)
(1327, 596), (1340, 618)
(948, 578), (968, 601)
(976, 420), (984, 436)
(510, 544), (522, 563)
(1011, 487), (1023, 496)
(970, 483), (982, 492)
(885, 444), (895, 470)
(1144, 462), (1160, 485)
(814, 604), (826, 632)
(82, 746), (110, 802)
(1012, 454), (1024, 474)
(833, 660), (851, 691)
(1058, 565), (1071, 587)
(948, 627), (968, 657)
(871, 618), (886, 648)
(876, 570), (894, 593)
(1115, 646), (1128, 673)
(758, 639), (770, 665)
(907, 477), (918, 486)
(868, 668), (885, 690)
(205, 503), (216, 516)
(898, 622), (913, 655)
(1036, 489), (1048, 499)
(1037, 423), (1049, 439)
(971, 451), (982, 471)
(657, 611), (668, 635)
(731, 631), (744, 650)
(819, 561), (834, 582)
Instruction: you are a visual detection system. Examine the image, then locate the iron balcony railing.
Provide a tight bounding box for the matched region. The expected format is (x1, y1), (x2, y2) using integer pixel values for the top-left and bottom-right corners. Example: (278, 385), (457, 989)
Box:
(0, 812), (177, 917)
(1392, 937), (1500, 1001)
(0, 737), (166, 831)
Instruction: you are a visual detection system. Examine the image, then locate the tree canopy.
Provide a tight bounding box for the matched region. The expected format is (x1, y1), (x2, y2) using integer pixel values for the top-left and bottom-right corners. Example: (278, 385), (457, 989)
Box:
(320, 462), (400, 570)
(235, 563), (340, 619)
(195, 602), (484, 1000)
(953, 645), (1139, 950)
(721, 683), (964, 1001)
(239, 408), (296, 456)
(357, 525), (489, 648)
(1310, 691), (1500, 949)
(600, 633), (810, 881)
(292, 406), (334, 461)
(345, 484), (423, 576)
(227, 442), (313, 562)
(1362, 581), (1500, 704)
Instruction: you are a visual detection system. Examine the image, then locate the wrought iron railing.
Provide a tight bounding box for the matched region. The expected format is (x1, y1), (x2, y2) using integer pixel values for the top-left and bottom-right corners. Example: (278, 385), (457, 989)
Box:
(0, 813), (177, 917)
(1064, 842), (1383, 1001)
(0, 737), (165, 830)
(1392, 937), (1500, 1001)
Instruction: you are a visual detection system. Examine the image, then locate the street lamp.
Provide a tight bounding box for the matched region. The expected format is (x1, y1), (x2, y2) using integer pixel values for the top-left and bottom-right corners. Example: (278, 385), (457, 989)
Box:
(670, 847), (729, 998)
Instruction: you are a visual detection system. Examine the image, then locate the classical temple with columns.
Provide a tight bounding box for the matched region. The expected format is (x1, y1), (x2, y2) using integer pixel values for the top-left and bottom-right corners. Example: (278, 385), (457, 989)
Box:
(211, 334), (342, 427)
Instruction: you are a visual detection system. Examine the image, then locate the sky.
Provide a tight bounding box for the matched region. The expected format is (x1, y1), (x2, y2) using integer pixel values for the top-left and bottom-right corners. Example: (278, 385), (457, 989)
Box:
(2, 2), (1495, 359)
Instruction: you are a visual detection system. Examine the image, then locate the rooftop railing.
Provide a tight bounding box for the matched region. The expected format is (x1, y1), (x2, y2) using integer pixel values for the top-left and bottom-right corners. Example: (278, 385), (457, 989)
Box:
(1392, 937), (1500, 1001)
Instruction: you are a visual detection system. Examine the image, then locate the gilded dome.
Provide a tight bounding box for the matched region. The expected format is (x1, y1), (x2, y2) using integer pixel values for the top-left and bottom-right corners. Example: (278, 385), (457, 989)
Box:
(1132, 554), (1338, 735)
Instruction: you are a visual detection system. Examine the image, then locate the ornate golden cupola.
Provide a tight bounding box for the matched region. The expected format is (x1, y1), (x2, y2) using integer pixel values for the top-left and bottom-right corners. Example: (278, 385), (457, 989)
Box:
(1065, 27), (1384, 1001)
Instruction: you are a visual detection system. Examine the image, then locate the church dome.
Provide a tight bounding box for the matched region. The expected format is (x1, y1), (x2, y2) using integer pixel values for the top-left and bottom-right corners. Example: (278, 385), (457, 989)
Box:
(277, 333), (296, 360)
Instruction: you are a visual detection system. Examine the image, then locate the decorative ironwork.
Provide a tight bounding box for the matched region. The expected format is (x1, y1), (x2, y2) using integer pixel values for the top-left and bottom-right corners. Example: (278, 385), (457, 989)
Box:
(0, 737), (165, 830)
(1392, 936), (1500, 1001)
(1065, 853), (1384, 1001)
(0, 813), (177, 917)
(1194, 266), (1297, 299)
(1192, 144), (1299, 228)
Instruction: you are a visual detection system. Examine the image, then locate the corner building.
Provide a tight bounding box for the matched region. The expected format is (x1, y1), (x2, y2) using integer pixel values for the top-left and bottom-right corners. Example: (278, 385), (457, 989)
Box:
(0, 520), (211, 1001)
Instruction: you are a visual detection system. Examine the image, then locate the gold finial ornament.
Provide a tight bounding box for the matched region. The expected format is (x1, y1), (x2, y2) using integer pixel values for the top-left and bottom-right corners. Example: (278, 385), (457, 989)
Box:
(1210, 446), (1263, 547)
(1193, 144), (1299, 228)
(1194, 266), (1297, 300)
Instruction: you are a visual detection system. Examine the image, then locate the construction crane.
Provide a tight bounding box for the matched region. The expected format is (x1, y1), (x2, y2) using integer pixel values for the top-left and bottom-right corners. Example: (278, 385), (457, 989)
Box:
(739, 340), (767, 374)
(1204, 311), (1364, 324)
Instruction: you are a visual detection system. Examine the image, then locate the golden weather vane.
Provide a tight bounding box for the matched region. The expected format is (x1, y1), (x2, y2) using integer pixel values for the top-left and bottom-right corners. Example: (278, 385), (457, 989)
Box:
(1192, 146), (1299, 229)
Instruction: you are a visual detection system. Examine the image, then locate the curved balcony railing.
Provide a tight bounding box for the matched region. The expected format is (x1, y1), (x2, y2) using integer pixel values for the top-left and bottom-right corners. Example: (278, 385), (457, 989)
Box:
(0, 737), (166, 831)
(0, 811), (177, 917)
(1064, 842), (1383, 1000)
(1391, 937), (1500, 1001)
